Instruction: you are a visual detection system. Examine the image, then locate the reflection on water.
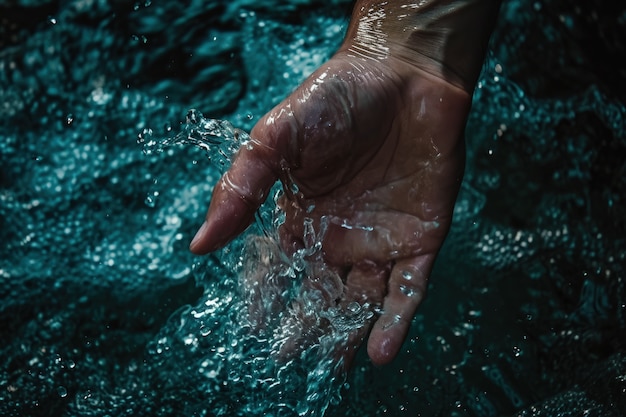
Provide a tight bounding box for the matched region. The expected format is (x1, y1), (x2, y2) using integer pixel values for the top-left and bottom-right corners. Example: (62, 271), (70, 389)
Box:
(1, 0), (625, 416)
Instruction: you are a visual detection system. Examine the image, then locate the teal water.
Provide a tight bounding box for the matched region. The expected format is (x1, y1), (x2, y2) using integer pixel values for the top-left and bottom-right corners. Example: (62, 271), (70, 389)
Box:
(1, 1), (625, 416)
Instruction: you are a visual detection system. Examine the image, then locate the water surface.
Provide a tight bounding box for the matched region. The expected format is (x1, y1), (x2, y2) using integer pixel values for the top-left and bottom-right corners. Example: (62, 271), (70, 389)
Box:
(1, 0), (625, 416)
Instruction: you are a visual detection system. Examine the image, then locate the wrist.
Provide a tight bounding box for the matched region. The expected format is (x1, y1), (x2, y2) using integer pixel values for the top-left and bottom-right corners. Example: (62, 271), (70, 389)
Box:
(340, 0), (501, 93)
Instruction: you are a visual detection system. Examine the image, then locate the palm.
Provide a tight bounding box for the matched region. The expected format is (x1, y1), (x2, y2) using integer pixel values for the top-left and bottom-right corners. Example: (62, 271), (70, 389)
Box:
(191, 51), (472, 365)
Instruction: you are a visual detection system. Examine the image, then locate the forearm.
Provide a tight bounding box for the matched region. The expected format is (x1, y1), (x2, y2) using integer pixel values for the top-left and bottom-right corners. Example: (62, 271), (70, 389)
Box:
(340, 0), (502, 93)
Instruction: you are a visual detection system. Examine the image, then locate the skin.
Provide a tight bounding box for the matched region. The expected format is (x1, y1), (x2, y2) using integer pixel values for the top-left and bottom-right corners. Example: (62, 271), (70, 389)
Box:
(190, 0), (500, 366)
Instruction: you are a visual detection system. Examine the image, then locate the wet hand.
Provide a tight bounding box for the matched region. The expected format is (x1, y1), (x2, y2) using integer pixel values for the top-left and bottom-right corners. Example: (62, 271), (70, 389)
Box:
(190, 50), (472, 366)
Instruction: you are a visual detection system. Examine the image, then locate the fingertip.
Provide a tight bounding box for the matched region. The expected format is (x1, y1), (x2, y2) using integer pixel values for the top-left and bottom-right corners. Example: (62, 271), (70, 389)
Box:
(189, 198), (258, 255)
(366, 316), (409, 366)
(365, 257), (431, 364)
(189, 217), (232, 255)
(189, 220), (211, 254)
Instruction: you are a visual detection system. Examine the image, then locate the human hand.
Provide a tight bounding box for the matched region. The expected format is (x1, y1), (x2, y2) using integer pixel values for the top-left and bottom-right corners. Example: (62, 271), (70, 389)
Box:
(190, 48), (472, 365)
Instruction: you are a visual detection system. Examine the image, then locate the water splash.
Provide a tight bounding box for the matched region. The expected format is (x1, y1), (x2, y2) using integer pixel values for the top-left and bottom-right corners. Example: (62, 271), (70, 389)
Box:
(145, 218), (374, 416)
(138, 108), (246, 167)
(136, 110), (374, 415)
(138, 109), (247, 207)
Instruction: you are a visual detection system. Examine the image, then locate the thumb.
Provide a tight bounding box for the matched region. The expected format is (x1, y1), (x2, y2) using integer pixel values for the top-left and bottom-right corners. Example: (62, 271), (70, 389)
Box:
(189, 136), (280, 254)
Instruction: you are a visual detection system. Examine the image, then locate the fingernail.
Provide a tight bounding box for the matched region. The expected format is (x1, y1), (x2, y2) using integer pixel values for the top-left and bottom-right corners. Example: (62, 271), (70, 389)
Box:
(190, 221), (209, 249)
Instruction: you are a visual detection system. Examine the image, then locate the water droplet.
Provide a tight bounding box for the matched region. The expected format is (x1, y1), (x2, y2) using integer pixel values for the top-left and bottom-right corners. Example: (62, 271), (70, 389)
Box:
(399, 285), (416, 297)
(57, 386), (68, 398)
(137, 127), (152, 144)
(186, 109), (201, 124)
(144, 190), (159, 208)
(346, 302), (361, 314)
(382, 315), (401, 330)
(244, 141), (253, 150)
(183, 335), (196, 346)
(401, 270), (414, 281)
(302, 217), (316, 251)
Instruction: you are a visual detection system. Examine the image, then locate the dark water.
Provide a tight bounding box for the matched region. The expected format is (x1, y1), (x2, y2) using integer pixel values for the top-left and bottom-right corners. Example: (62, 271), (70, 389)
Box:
(1, 0), (625, 416)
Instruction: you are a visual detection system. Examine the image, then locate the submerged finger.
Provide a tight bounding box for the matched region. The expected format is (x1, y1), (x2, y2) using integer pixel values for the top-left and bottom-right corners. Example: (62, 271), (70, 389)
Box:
(367, 255), (432, 366)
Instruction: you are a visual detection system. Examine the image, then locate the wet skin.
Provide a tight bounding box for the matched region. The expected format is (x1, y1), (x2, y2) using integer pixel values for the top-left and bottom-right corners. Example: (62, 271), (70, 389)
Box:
(190, 48), (472, 366)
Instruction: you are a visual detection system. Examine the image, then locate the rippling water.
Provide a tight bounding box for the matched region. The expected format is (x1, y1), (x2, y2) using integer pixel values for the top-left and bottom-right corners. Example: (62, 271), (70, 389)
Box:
(1, 0), (625, 416)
